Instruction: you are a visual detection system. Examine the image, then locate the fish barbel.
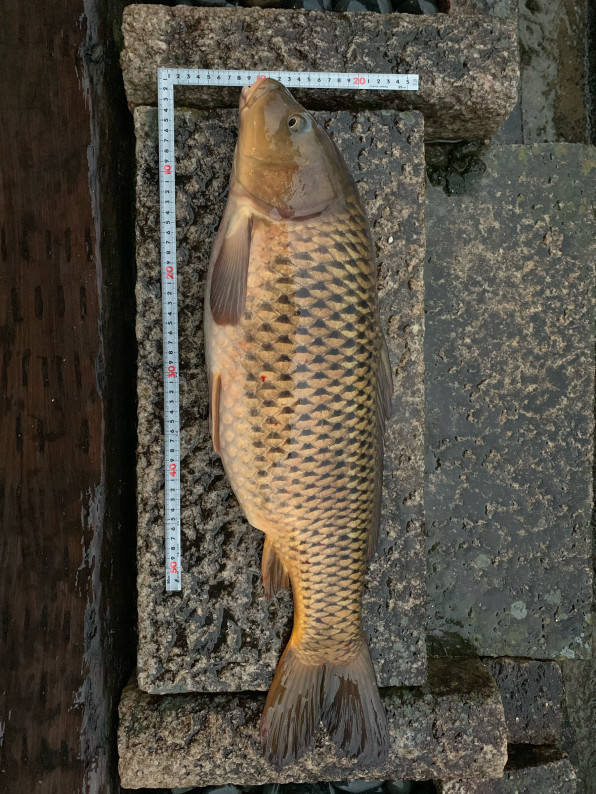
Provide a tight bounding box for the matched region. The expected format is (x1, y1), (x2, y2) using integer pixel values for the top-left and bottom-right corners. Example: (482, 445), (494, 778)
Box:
(204, 78), (392, 768)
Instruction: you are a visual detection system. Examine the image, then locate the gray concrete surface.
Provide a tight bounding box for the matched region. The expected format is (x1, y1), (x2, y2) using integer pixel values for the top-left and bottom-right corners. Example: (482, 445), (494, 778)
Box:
(425, 144), (595, 660)
(120, 4), (519, 140)
(118, 659), (507, 788)
(437, 746), (576, 793)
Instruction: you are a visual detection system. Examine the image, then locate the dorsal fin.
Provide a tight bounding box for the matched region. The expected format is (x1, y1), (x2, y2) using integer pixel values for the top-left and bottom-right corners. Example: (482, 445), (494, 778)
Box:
(368, 335), (393, 561)
(379, 335), (393, 424)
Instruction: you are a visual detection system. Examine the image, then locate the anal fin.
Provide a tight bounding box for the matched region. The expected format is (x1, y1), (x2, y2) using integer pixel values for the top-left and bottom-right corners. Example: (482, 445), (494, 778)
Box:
(262, 537), (290, 600)
(378, 335), (393, 426)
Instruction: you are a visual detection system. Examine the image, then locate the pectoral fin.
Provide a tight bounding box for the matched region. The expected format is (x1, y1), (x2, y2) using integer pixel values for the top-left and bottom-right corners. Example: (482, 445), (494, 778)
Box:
(209, 371), (222, 455)
(209, 195), (253, 326)
(262, 537), (290, 600)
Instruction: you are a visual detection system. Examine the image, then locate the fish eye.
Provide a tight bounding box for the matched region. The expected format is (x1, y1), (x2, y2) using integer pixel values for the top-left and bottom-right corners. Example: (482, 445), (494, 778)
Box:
(287, 114), (312, 134)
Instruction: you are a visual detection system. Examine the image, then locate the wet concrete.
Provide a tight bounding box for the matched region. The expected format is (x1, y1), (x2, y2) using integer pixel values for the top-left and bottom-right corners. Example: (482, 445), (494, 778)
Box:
(425, 144), (595, 662)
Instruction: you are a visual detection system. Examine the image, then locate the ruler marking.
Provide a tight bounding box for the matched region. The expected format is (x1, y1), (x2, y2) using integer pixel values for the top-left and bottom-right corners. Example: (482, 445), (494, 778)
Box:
(157, 67), (419, 592)
(158, 76), (182, 593)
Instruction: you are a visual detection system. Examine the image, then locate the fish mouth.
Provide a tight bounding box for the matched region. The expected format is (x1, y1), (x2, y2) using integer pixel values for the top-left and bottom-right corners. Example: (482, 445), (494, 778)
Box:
(239, 77), (283, 112)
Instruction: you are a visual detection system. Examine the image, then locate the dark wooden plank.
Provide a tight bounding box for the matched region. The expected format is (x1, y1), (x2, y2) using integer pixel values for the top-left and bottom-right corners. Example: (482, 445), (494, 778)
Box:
(589, 0), (596, 145)
(0, 1), (136, 791)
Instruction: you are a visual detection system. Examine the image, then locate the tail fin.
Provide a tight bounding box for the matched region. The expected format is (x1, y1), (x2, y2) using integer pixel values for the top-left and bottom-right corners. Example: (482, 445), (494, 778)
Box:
(321, 644), (389, 765)
(260, 642), (323, 768)
(260, 640), (388, 769)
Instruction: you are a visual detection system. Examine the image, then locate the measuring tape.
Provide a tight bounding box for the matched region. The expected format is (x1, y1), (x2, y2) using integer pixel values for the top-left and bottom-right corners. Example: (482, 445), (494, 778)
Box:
(158, 67), (419, 592)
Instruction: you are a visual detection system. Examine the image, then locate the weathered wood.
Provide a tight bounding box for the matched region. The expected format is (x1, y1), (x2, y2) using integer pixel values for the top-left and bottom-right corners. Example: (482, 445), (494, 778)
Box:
(0, 1), (136, 792)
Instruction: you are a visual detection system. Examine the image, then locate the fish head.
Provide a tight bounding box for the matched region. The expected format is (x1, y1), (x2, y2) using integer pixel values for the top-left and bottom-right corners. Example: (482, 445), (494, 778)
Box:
(234, 78), (351, 218)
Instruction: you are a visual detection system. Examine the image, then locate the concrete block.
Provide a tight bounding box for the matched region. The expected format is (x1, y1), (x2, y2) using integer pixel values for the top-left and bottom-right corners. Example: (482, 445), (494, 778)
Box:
(134, 107), (426, 693)
(118, 659), (507, 788)
(561, 656), (596, 794)
(437, 746), (576, 793)
(425, 144), (595, 659)
(120, 4), (519, 140)
(518, 0), (589, 143)
(483, 658), (563, 744)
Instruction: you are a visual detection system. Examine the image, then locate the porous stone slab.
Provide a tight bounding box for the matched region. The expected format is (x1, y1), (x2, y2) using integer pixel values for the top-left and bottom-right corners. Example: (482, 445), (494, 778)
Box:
(449, 0), (516, 17)
(120, 4), (519, 140)
(483, 658), (563, 744)
(134, 107), (426, 693)
(118, 659), (507, 788)
(518, 0), (589, 143)
(425, 144), (595, 660)
(437, 746), (576, 793)
(560, 656), (596, 794)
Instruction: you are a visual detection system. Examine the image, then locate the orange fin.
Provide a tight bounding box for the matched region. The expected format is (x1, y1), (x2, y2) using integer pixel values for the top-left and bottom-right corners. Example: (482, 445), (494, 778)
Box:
(209, 196), (252, 326)
(260, 643), (322, 769)
(209, 371), (222, 455)
(262, 537), (290, 600)
(368, 480), (381, 562)
(260, 638), (388, 769)
(321, 641), (389, 765)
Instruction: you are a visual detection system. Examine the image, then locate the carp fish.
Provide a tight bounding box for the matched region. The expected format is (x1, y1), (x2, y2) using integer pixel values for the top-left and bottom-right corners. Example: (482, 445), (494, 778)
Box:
(204, 78), (392, 768)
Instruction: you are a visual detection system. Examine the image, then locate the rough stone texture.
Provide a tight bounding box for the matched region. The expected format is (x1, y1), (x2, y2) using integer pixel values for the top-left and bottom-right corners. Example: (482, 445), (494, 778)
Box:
(134, 107), (426, 693)
(589, 1), (596, 146)
(437, 746), (576, 793)
(120, 4), (519, 140)
(561, 657), (596, 794)
(118, 659), (507, 788)
(483, 658), (563, 744)
(490, 103), (522, 145)
(425, 144), (595, 660)
(449, 0), (516, 17)
(518, 0), (589, 143)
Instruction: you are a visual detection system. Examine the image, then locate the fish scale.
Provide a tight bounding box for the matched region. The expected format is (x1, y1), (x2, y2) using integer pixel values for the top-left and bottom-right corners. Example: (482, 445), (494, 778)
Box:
(209, 194), (382, 666)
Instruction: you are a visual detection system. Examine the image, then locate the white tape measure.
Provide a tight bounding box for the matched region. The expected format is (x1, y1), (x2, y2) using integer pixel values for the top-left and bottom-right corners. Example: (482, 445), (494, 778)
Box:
(158, 67), (419, 592)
